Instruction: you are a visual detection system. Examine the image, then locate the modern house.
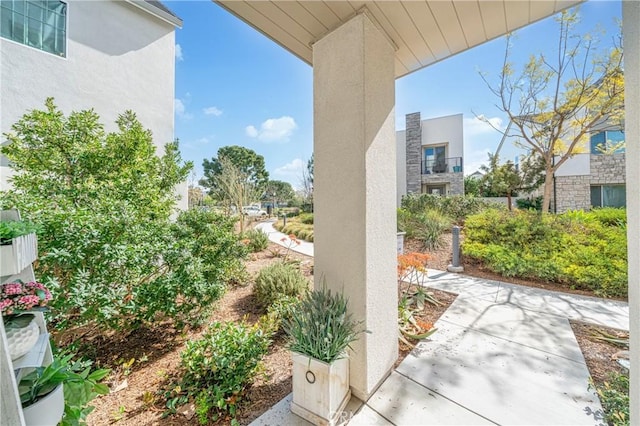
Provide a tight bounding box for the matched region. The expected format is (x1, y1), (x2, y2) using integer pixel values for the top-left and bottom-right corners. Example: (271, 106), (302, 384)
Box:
(396, 112), (464, 204)
(0, 0), (186, 208)
(553, 125), (626, 212)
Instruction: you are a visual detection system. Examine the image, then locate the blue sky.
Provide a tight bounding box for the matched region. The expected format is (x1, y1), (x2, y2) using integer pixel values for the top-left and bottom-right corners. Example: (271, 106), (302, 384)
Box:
(166, 0), (621, 188)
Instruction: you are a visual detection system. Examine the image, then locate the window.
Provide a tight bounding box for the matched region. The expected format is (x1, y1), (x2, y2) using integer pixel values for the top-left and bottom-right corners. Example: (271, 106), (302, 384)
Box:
(590, 130), (625, 154)
(1, 0), (66, 57)
(591, 185), (626, 208)
(423, 145), (447, 173)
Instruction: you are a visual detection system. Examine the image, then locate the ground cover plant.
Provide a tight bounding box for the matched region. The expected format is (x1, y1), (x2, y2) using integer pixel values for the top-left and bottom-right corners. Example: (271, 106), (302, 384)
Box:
(274, 213), (313, 241)
(462, 208), (627, 297)
(595, 372), (630, 425)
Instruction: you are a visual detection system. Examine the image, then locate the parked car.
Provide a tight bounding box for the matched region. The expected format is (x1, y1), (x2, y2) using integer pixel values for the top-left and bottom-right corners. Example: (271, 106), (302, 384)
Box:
(242, 206), (268, 217)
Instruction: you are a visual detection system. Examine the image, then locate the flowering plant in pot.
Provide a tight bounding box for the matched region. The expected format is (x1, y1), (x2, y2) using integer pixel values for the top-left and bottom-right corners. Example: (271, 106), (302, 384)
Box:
(283, 283), (363, 426)
(1, 280), (52, 360)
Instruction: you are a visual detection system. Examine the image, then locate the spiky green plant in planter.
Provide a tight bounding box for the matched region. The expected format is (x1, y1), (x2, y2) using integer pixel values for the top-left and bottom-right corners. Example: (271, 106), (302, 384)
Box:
(284, 283), (363, 364)
(284, 283), (364, 425)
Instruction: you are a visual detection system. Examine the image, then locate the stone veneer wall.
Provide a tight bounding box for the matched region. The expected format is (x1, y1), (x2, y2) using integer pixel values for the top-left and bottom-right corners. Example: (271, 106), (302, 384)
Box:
(405, 112), (422, 195)
(553, 153), (626, 212)
(422, 172), (464, 195)
(591, 153), (626, 185)
(553, 175), (591, 212)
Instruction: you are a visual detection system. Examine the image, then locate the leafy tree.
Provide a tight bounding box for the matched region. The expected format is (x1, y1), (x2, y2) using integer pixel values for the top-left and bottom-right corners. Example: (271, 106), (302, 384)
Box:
(464, 175), (482, 197)
(307, 155), (314, 185)
(299, 154), (314, 211)
(480, 9), (624, 213)
(188, 185), (205, 208)
(0, 99), (245, 333)
(263, 180), (295, 207)
(200, 146), (269, 198)
(480, 153), (545, 210)
(211, 156), (261, 233)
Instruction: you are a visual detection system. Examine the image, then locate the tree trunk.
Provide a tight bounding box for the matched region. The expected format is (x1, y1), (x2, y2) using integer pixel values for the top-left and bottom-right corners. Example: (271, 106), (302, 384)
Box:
(541, 168), (555, 213)
(507, 192), (513, 211)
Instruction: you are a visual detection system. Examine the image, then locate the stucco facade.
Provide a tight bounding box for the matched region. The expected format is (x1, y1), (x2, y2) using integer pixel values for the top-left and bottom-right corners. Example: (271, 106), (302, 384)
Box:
(0, 0), (186, 208)
(397, 112), (464, 205)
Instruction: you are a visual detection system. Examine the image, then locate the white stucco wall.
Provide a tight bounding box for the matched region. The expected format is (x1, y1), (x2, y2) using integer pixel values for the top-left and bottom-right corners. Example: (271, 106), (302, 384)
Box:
(0, 0), (185, 209)
(421, 113), (464, 158)
(554, 153), (590, 176)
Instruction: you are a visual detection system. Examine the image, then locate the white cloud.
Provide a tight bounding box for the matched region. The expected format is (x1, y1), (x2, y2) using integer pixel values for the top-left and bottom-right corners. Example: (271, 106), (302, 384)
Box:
(463, 148), (492, 175)
(195, 137), (210, 145)
(175, 44), (183, 62)
(203, 106), (223, 116)
(174, 98), (193, 120)
(272, 158), (306, 188)
(464, 115), (503, 137)
(245, 125), (258, 138)
(246, 116), (297, 142)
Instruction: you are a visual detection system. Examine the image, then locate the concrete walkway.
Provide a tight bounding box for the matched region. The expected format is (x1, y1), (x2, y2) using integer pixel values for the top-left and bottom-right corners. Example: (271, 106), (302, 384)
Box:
(252, 225), (629, 425)
(254, 220), (314, 257)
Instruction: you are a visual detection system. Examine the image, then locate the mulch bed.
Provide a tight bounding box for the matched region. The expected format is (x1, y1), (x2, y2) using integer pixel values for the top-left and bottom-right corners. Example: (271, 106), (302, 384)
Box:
(81, 235), (627, 425)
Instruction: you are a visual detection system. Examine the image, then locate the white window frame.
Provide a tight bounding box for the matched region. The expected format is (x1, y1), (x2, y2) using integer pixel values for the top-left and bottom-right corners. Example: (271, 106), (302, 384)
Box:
(0, 0), (68, 57)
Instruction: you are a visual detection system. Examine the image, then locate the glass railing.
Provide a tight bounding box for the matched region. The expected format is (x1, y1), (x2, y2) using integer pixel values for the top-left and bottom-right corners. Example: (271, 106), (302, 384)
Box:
(422, 157), (463, 174)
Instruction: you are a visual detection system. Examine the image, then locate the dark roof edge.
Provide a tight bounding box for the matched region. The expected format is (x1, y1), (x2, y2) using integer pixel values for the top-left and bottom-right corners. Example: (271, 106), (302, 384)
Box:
(127, 0), (183, 28)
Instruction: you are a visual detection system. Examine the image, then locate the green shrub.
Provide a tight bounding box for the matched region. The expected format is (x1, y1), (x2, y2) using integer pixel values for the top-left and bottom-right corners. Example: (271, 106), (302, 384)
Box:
(516, 196), (543, 211)
(0, 100), (247, 332)
(397, 208), (418, 239)
(398, 208), (451, 250)
(298, 213), (314, 224)
(178, 321), (270, 424)
(259, 295), (301, 335)
(400, 193), (502, 224)
(462, 209), (627, 297)
(589, 207), (626, 227)
(254, 263), (309, 308)
(594, 372), (629, 426)
(414, 210), (451, 250)
(172, 208), (248, 287)
(243, 229), (269, 252)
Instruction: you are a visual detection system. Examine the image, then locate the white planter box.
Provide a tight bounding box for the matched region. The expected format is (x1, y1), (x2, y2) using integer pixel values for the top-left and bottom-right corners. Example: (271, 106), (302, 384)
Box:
(290, 352), (351, 426)
(22, 383), (64, 426)
(0, 233), (38, 276)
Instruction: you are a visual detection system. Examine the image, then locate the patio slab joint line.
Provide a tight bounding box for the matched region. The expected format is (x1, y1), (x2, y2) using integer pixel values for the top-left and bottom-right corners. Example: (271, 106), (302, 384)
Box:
(391, 369), (500, 425)
(435, 311), (590, 365)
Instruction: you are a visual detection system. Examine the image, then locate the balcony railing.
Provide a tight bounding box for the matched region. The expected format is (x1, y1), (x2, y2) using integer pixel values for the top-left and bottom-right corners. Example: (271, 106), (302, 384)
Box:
(422, 157), (463, 174)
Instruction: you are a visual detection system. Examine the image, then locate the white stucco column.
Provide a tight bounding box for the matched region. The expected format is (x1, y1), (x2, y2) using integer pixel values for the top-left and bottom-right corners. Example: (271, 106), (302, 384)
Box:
(623, 2), (639, 423)
(313, 11), (398, 400)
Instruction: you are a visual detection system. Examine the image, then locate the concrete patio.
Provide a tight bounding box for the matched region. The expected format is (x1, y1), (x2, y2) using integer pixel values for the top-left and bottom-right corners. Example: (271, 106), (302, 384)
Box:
(252, 223), (629, 425)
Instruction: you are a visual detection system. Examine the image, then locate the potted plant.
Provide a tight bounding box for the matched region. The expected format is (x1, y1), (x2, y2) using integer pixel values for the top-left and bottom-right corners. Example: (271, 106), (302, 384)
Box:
(1, 281), (52, 360)
(19, 354), (110, 426)
(283, 284), (363, 426)
(0, 219), (38, 276)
